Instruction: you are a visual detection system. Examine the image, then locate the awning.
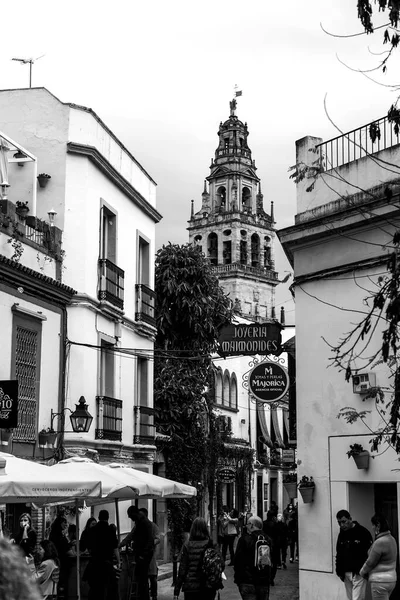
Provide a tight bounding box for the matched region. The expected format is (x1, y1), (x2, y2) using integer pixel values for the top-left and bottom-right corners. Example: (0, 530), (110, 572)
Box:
(257, 403), (273, 448)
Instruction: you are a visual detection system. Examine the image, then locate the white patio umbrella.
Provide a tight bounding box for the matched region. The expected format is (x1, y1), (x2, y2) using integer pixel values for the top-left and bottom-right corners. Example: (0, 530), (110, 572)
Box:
(0, 452), (102, 503)
(51, 457), (164, 502)
(107, 463), (197, 498)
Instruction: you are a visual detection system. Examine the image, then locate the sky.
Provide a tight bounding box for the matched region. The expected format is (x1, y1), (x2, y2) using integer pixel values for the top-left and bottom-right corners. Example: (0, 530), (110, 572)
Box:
(1, 0), (398, 319)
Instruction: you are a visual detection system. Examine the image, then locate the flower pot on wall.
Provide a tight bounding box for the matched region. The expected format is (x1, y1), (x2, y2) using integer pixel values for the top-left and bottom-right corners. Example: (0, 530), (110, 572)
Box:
(37, 174), (51, 189)
(38, 431), (57, 448)
(283, 482), (298, 498)
(298, 486), (315, 503)
(353, 451), (370, 470)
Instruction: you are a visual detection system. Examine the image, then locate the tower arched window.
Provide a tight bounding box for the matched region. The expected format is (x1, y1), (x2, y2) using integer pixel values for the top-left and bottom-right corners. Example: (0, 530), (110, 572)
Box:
(208, 232), (218, 265)
(264, 245), (271, 267)
(223, 241), (232, 264)
(216, 186), (226, 211)
(242, 187), (251, 212)
(240, 240), (248, 264)
(251, 234), (260, 267)
(223, 370), (230, 407)
(230, 374), (238, 409)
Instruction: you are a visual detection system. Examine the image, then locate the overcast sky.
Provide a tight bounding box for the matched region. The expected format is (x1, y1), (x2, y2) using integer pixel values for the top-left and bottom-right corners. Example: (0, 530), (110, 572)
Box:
(2, 0), (397, 318)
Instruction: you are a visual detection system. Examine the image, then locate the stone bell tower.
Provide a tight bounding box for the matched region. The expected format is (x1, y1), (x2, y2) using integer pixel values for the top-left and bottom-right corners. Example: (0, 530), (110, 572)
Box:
(188, 98), (279, 321)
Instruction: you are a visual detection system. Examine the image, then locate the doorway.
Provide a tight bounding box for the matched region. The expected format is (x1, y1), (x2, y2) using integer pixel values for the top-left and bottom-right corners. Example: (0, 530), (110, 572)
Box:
(374, 483), (399, 600)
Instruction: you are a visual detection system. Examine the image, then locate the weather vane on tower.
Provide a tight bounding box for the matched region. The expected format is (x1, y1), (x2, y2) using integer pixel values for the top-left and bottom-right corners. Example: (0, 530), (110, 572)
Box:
(230, 84), (243, 116)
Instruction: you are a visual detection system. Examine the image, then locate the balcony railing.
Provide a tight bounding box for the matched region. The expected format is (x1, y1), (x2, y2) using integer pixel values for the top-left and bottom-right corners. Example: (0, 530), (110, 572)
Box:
(212, 262), (278, 281)
(98, 259), (124, 310)
(316, 114), (400, 171)
(135, 284), (156, 327)
(95, 395), (122, 441)
(134, 405), (155, 444)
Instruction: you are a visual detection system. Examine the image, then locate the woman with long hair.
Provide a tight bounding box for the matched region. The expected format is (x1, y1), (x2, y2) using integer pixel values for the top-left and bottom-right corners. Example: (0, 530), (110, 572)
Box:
(173, 517), (222, 600)
(79, 517), (97, 554)
(49, 515), (70, 596)
(12, 512), (37, 558)
(360, 514), (397, 600)
(33, 540), (60, 599)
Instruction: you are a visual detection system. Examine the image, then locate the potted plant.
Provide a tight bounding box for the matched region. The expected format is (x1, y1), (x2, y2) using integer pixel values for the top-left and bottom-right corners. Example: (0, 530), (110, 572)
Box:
(0, 429), (13, 445)
(347, 443), (370, 469)
(15, 201), (29, 220)
(283, 472), (298, 498)
(298, 475), (315, 503)
(37, 173), (51, 189)
(38, 428), (57, 448)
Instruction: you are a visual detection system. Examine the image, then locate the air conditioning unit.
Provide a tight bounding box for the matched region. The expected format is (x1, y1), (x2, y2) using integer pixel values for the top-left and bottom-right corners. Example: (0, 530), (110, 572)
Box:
(352, 372), (376, 394)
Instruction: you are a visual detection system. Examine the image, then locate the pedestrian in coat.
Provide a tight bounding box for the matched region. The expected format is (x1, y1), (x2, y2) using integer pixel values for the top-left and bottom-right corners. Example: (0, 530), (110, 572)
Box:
(119, 505), (154, 600)
(85, 509), (120, 600)
(12, 512), (37, 558)
(263, 512), (278, 586)
(335, 509), (372, 600)
(234, 516), (272, 600)
(275, 513), (289, 569)
(33, 540), (60, 599)
(360, 513), (397, 600)
(221, 507), (239, 565)
(139, 507), (160, 600)
(173, 516), (218, 600)
(49, 515), (70, 597)
(287, 508), (298, 563)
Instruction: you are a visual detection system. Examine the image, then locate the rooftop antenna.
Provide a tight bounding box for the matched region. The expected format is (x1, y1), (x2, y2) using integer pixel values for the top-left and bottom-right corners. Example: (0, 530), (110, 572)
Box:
(11, 55), (45, 88)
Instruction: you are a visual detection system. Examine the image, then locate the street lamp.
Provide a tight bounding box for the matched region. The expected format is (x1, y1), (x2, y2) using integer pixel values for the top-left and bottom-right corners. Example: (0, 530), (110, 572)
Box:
(51, 396), (93, 434)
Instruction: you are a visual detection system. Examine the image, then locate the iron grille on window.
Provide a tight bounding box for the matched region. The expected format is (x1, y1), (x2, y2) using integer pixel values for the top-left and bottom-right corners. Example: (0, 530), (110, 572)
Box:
(14, 326), (38, 442)
(135, 284), (156, 327)
(98, 259), (125, 309)
(95, 396), (122, 441)
(134, 406), (155, 444)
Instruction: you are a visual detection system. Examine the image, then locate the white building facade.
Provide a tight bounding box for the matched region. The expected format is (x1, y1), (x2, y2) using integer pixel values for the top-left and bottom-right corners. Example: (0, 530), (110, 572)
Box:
(279, 118), (400, 599)
(0, 89), (161, 536)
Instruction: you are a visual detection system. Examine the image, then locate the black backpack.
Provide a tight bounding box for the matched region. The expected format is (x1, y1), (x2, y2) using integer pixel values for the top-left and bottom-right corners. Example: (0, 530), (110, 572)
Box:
(201, 547), (224, 590)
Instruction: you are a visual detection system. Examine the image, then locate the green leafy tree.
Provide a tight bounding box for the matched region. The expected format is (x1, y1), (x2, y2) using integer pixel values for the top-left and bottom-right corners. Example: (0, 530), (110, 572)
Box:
(154, 243), (232, 550)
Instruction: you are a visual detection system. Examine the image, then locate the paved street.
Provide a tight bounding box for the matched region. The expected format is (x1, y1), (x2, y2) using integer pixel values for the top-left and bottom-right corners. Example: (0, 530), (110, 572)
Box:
(157, 561), (299, 600)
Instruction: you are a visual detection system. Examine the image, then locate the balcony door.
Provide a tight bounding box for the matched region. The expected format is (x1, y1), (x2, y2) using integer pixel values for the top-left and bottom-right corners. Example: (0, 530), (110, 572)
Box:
(100, 205), (116, 262)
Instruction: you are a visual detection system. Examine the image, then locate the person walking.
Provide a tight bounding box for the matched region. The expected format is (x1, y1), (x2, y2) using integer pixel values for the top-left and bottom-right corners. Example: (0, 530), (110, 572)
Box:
(33, 540), (60, 599)
(287, 507), (299, 563)
(119, 505), (154, 600)
(234, 516), (272, 600)
(85, 509), (120, 600)
(360, 513), (397, 600)
(263, 512), (278, 586)
(275, 514), (289, 569)
(335, 509), (372, 600)
(173, 516), (221, 600)
(12, 512), (37, 558)
(139, 507), (160, 600)
(221, 507), (239, 565)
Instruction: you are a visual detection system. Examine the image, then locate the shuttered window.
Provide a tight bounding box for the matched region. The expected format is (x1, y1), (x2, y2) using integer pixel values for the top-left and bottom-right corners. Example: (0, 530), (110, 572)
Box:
(11, 316), (42, 442)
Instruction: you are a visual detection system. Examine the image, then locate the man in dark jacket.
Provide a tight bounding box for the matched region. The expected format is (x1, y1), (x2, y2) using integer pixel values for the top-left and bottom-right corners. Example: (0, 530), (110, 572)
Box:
(234, 516), (271, 600)
(335, 509), (372, 600)
(119, 506), (154, 600)
(85, 509), (120, 600)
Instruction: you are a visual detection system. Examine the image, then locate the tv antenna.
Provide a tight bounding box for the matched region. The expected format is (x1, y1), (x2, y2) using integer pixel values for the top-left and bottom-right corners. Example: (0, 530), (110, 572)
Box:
(11, 55), (45, 88)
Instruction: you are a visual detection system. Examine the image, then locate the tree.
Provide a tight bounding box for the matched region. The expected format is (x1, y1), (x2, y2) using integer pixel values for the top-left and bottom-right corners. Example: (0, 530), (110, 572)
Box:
(154, 243), (232, 550)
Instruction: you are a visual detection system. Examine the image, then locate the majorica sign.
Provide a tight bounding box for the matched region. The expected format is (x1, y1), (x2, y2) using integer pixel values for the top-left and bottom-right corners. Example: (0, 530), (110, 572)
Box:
(248, 361), (289, 404)
(218, 322), (282, 357)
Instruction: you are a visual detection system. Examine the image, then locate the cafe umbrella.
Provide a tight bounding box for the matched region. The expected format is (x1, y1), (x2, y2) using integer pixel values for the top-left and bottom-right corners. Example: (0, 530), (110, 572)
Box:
(107, 463), (197, 498)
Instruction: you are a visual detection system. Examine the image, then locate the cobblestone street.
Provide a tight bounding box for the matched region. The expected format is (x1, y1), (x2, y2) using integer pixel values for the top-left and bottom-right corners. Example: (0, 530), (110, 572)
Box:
(157, 561), (299, 600)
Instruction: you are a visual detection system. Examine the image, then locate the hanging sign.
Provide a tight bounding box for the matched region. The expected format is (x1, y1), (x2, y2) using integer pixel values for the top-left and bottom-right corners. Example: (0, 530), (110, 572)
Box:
(217, 466), (236, 484)
(248, 362), (289, 404)
(217, 322), (282, 357)
(0, 381), (19, 428)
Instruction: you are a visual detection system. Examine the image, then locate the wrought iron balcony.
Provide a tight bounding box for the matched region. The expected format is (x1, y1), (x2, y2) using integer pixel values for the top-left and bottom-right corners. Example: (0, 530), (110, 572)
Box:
(95, 396), (122, 442)
(134, 405), (155, 444)
(212, 262), (279, 281)
(98, 259), (124, 310)
(135, 284), (156, 327)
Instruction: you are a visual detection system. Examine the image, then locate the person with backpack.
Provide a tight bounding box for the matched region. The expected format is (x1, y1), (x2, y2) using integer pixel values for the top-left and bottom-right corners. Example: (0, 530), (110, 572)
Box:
(33, 539), (60, 599)
(173, 517), (224, 600)
(234, 516), (272, 600)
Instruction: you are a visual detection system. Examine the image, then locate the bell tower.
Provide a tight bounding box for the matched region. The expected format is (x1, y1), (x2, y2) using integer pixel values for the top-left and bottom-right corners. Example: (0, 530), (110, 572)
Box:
(188, 98), (279, 321)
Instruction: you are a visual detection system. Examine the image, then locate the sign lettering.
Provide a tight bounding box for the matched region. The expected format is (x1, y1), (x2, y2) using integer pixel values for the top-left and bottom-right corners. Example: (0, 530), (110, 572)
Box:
(248, 362), (289, 404)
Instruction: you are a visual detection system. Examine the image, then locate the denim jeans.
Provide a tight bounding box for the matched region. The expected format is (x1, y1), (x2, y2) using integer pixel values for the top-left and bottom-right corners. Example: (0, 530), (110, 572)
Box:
(370, 581), (396, 600)
(238, 582), (270, 600)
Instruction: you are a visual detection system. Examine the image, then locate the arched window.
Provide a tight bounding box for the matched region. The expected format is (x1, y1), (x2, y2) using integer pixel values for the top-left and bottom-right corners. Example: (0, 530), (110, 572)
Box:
(215, 369), (223, 405)
(251, 233), (260, 267)
(242, 187), (251, 211)
(230, 374), (238, 409)
(222, 370), (230, 407)
(240, 240), (248, 264)
(208, 232), (218, 265)
(216, 186), (226, 211)
(223, 241), (232, 264)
